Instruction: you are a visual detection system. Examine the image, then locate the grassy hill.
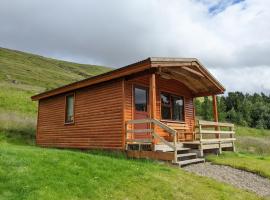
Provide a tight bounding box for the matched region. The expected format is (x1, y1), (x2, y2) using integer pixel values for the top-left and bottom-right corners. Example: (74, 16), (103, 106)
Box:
(0, 47), (111, 90)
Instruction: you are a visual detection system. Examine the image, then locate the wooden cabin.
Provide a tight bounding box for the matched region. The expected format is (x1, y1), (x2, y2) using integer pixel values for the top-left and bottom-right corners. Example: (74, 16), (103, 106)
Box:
(32, 57), (235, 166)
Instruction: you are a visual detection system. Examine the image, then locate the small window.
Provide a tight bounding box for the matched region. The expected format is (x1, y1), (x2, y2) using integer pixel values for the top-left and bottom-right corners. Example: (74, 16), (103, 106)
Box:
(161, 93), (184, 121)
(65, 94), (74, 123)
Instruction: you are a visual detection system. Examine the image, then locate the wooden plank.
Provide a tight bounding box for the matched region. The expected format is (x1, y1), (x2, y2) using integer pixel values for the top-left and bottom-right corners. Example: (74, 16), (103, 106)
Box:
(182, 66), (205, 78)
(126, 150), (174, 161)
(126, 139), (152, 143)
(126, 129), (153, 133)
(126, 119), (152, 124)
(199, 130), (235, 135)
(198, 120), (234, 127)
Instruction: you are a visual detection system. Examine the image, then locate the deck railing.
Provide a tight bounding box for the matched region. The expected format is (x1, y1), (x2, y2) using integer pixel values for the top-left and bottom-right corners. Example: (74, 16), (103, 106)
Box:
(196, 120), (235, 141)
(125, 118), (178, 163)
(195, 120), (236, 154)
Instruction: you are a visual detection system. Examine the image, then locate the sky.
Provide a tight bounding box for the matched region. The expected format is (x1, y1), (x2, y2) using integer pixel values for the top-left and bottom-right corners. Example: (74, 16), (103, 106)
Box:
(0, 0), (270, 94)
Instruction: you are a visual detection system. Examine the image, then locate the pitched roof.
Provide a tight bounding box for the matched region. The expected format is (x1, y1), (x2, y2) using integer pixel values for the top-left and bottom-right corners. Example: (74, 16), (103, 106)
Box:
(31, 57), (225, 100)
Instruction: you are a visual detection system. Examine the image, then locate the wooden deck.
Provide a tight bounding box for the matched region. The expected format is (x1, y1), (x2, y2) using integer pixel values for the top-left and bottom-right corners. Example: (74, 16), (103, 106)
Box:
(125, 119), (235, 166)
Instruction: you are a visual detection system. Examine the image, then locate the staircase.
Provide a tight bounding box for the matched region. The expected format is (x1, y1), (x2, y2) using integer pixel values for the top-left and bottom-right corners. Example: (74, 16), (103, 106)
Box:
(155, 144), (205, 167)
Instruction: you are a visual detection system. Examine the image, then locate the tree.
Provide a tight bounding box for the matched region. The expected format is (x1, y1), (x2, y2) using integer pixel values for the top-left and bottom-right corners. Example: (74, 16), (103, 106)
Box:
(201, 96), (212, 121)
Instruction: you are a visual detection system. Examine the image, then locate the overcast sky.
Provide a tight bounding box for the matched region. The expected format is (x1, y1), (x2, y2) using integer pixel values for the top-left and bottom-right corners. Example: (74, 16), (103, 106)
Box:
(1, 0), (270, 94)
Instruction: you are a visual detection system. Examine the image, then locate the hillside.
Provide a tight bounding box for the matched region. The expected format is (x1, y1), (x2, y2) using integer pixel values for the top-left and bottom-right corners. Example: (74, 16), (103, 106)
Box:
(0, 47), (111, 91)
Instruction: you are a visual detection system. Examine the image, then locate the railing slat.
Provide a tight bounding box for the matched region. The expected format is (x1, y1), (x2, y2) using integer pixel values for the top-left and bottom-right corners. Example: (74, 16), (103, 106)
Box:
(199, 130), (235, 135)
(126, 129), (153, 133)
(198, 120), (234, 127)
(126, 119), (152, 124)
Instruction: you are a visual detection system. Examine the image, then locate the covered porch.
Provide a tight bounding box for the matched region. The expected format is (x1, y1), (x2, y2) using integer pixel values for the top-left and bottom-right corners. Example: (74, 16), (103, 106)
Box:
(124, 58), (235, 166)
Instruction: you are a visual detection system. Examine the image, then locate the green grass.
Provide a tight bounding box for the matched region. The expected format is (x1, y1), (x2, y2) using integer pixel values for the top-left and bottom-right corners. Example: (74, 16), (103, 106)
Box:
(0, 47), (111, 91)
(0, 111), (36, 145)
(235, 126), (270, 155)
(0, 142), (261, 200)
(236, 126), (270, 138)
(0, 85), (37, 116)
(207, 152), (270, 179)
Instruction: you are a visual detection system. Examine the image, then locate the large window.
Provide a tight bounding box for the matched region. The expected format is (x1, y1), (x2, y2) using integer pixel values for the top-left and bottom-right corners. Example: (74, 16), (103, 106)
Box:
(161, 93), (184, 121)
(65, 94), (74, 123)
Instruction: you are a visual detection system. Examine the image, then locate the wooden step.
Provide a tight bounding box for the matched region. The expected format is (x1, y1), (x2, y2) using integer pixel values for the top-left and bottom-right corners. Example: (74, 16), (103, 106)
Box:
(176, 147), (190, 151)
(176, 158), (205, 167)
(177, 152), (197, 158)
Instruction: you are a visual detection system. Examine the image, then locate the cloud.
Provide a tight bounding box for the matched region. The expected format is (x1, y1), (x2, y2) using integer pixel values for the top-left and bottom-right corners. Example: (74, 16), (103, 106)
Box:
(0, 0), (269, 93)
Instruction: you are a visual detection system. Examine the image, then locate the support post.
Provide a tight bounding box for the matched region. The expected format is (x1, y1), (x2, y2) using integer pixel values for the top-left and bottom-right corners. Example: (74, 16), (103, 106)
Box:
(149, 73), (157, 144)
(212, 95), (218, 123)
(212, 95), (219, 138)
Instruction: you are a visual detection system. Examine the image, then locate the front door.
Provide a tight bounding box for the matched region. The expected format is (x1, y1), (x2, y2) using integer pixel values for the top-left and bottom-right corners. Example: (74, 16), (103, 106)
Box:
(133, 86), (150, 139)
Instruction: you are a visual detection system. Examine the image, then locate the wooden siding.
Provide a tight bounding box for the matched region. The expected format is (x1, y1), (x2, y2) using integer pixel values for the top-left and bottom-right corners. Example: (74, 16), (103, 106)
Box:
(125, 74), (195, 141)
(37, 80), (124, 149)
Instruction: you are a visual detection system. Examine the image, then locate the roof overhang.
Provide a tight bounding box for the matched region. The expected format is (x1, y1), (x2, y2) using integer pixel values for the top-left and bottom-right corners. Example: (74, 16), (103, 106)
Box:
(150, 57), (225, 97)
(31, 57), (225, 101)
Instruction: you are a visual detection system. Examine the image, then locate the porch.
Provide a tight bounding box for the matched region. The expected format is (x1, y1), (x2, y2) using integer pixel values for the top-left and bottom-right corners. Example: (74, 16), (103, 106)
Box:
(123, 58), (234, 166)
(125, 119), (235, 166)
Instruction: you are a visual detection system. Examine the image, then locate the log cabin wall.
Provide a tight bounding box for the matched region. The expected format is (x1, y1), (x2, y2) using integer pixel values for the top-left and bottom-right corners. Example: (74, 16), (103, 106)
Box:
(37, 79), (124, 149)
(125, 74), (195, 141)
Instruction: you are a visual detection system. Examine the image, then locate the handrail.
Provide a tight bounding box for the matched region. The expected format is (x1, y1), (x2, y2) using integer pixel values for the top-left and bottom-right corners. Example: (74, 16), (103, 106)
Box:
(151, 118), (177, 136)
(126, 118), (178, 163)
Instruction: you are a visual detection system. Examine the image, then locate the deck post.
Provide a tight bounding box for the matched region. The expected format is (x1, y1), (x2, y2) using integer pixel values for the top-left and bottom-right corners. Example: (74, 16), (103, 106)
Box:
(150, 73), (157, 144)
(212, 95), (220, 138)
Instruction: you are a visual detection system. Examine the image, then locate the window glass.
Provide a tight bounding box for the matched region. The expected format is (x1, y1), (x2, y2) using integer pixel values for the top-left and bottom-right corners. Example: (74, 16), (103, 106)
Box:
(172, 97), (184, 121)
(135, 88), (147, 112)
(161, 93), (170, 105)
(66, 94), (74, 123)
(162, 106), (171, 120)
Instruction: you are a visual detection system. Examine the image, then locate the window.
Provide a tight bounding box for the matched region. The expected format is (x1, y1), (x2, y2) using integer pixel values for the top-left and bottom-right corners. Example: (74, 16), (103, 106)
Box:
(134, 87), (148, 112)
(161, 93), (184, 121)
(65, 94), (74, 123)
(161, 93), (171, 119)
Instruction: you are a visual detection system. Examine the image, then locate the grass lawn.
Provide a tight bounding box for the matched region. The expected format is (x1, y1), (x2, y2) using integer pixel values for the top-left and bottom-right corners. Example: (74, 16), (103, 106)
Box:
(207, 152), (270, 179)
(0, 142), (262, 200)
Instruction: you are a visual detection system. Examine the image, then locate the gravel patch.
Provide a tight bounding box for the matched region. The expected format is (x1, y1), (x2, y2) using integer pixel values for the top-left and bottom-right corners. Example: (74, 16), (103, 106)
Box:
(183, 162), (270, 197)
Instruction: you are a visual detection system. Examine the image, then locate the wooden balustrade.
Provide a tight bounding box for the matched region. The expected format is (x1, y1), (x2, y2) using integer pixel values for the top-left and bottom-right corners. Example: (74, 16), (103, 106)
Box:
(197, 120), (235, 140)
(196, 120), (236, 154)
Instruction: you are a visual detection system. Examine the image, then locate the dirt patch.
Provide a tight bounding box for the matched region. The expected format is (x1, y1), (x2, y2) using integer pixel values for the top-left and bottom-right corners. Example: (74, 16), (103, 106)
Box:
(183, 162), (270, 197)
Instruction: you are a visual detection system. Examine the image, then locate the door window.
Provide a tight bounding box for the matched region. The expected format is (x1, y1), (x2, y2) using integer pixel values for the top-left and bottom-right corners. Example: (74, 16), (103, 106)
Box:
(134, 87), (147, 112)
